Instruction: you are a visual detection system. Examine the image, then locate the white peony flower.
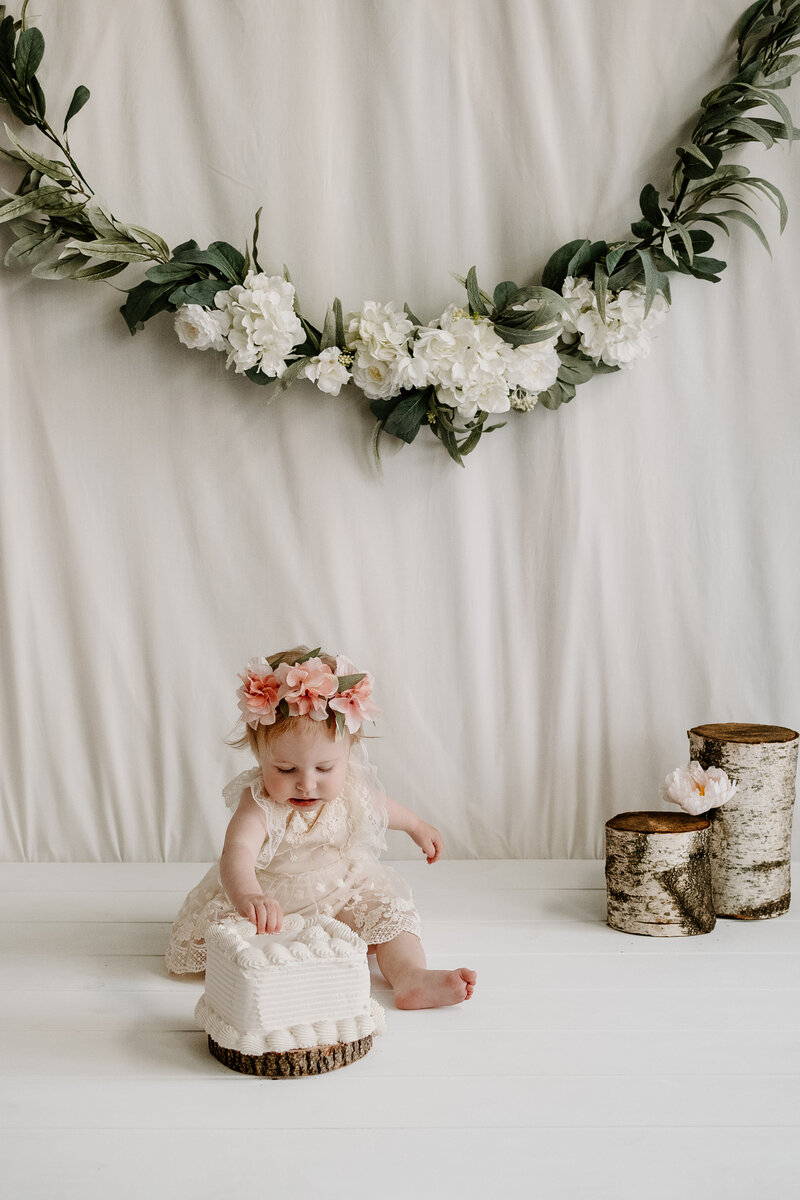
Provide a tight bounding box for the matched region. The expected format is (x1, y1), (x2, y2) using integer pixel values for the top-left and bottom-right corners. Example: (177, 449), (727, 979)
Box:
(214, 272), (304, 377)
(303, 347), (351, 397)
(562, 275), (669, 370)
(345, 301), (417, 401)
(346, 300), (415, 363)
(504, 337), (560, 395)
(174, 304), (229, 352)
(663, 761), (737, 816)
(410, 305), (515, 418)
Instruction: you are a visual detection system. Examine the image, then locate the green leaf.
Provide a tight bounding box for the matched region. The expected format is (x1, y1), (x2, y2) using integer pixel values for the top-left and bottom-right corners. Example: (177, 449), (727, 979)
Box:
(172, 243), (242, 282)
(404, 301), (422, 327)
(689, 229), (715, 254)
(629, 218), (654, 239)
(63, 84), (89, 133)
(297, 648), (322, 664)
(537, 381), (573, 411)
(276, 356), (312, 391)
(0, 185), (66, 224)
(31, 251), (88, 279)
(320, 304), (337, 351)
(593, 261), (608, 321)
(635, 248), (660, 316)
(71, 259), (128, 281)
(336, 673), (366, 691)
(145, 261), (197, 283)
(334, 297), (345, 348)
(28, 72), (45, 119)
(639, 183), (665, 227)
(334, 710), (346, 738)
(492, 280), (518, 311)
(208, 239), (245, 279)
(251, 206), (263, 272)
(745, 175), (788, 232)
(687, 255), (727, 281)
(3, 224), (60, 266)
(726, 116), (776, 146)
(84, 205), (120, 239)
(557, 354), (594, 385)
(457, 423), (485, 458)
(123, 223), (170, 261)
(736, 0), (770, 45)
(14, 25), (44, 86)
(492, 322), (561, 347)
(171, 239), (199, 256)
(465, 266), (488, 317)
(665, 220), (694, 263)
(542, 239), (587, 291)
(713, 207), (772, 254)
(604, 243), (631, 276)
(0, 14), (16, 74)
(2, 124), (71, 179)
(120, 279), (176, 334)
(168, 278), (229, 307)
(677, 143), (723, 179)
(739, 83), (797, 143)
(435, 423), (465, 467)
(69, 238), (154, 262)
(370, 390), (429, 443)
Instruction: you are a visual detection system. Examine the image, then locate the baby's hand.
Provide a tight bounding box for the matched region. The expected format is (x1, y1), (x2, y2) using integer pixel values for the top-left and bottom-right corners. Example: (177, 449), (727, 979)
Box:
(412, 820), (444, 864)
(235, 893), (283, 934)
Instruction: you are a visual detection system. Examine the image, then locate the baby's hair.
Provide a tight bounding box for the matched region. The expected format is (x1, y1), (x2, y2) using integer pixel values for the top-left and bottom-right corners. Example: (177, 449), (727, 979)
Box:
(227, 645), (363, 757)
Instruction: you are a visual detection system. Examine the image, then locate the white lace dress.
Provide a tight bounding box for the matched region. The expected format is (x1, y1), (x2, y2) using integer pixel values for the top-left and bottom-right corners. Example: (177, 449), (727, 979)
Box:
(165, 743), (422, 974)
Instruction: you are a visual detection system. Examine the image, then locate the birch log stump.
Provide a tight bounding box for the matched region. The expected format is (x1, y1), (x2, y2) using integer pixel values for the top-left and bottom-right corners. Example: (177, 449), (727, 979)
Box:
(605, 811), (715, 936)
(688, 723), (799, 919)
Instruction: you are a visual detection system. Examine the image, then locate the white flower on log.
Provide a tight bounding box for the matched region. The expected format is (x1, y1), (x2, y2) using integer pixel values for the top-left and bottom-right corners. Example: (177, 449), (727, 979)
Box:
(663, 760), (737, 815)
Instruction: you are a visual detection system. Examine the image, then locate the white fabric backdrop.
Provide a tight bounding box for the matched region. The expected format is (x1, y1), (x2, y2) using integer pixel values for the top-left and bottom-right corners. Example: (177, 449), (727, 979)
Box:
(1, 0), (798, 862)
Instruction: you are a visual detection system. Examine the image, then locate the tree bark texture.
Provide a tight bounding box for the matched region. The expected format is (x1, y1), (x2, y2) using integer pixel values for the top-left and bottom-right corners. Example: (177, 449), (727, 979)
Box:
(605, 811), (715, 937)
(207, 1034), (373, 1077)
(688, 723), (799, 919)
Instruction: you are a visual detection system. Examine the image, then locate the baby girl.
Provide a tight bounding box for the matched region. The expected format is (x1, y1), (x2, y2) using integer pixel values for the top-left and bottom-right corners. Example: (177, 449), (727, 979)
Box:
(166, 646), (477, 1009)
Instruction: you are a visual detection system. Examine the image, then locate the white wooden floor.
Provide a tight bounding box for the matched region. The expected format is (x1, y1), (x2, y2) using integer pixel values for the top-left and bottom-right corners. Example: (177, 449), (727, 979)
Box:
(1, 860), (798, 1200)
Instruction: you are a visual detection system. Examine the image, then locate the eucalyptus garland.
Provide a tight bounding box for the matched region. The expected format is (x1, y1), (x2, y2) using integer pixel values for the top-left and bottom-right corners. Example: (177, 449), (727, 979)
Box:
(0, 0), (799, 464)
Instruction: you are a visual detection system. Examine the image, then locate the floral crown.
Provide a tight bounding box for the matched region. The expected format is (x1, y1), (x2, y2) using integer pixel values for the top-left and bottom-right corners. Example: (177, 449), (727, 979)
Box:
(237, 648), (380, 737)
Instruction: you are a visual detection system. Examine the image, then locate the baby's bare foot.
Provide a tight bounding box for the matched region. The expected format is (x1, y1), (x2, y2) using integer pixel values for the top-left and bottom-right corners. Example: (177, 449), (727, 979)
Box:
(394, 967), (477, 1010)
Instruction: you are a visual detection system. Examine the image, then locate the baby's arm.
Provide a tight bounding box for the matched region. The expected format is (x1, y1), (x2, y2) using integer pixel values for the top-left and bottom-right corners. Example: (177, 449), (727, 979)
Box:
(219, 791), (283, 933)
(384, 795), (444, 864)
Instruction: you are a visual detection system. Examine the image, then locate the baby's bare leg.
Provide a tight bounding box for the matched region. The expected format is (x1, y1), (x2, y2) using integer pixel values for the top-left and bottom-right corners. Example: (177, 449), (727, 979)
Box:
(374, 932), (477, 1009)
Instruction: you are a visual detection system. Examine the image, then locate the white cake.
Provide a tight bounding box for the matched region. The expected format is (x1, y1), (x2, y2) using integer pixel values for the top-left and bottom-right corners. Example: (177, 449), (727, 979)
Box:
(195, 914), (385, 1059)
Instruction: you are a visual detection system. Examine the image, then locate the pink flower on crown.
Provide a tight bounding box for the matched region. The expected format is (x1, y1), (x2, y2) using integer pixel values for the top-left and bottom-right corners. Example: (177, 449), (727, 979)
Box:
(237, 657), (282, 728)
(275, 657), (339, 720)
(329, 671), (381, 734)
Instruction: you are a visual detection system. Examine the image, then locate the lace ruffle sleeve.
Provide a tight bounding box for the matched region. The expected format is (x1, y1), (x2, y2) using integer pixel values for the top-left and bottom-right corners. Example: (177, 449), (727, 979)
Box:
(221, 766), (263, 811)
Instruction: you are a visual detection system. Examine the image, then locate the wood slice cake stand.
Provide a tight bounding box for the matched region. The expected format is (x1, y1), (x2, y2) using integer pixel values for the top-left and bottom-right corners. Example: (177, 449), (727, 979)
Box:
(208, 1034), (373, 1078)
(688, 723), (798, 920)
(605, 810), (715, 936)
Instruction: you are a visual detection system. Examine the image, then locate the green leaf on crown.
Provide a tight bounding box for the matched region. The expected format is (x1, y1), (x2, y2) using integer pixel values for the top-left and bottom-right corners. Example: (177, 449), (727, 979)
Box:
(336, 673), (366, 691)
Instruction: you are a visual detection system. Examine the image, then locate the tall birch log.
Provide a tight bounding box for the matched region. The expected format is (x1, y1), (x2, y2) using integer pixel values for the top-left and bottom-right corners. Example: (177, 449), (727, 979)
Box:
(605, 811), (715, 936)
(688, 724), (798, 919)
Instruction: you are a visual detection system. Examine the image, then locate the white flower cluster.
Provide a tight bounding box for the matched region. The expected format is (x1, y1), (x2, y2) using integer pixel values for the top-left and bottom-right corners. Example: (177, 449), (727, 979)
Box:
(339, 300), (560, 420)
(173, 272), (305, 378)
(561, 275), (669, 369)
(174, 275), (668, 413)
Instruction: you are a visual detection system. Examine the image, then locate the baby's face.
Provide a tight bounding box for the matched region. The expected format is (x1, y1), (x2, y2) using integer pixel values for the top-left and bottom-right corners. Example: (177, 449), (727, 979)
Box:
(257, 724), (350, 811)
